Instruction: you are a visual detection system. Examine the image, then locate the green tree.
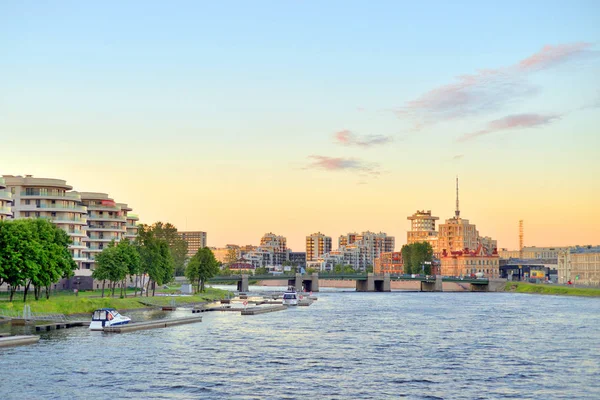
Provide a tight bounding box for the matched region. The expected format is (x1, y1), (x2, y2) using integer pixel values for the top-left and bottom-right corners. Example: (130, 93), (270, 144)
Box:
(0, 219), (76, 302)
(402, 242), (434, 275)
(136, 224), (175, 296)
(255, 266), (268, 275)
(185, 247), (219, 292)
(366, 265), (374, 273)
(145, 222), (188, 276)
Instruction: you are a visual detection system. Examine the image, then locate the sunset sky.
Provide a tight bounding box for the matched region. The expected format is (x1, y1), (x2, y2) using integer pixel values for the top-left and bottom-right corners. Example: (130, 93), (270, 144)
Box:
(1, 1), (599, 251)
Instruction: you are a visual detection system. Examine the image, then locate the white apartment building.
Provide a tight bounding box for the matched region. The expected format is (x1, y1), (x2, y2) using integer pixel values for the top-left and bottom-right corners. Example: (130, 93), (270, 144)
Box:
(338, 231), (394, 267)
(3, 175), (89, 270)
(0, 177), (12, 220)
(79, 192), (127, 274)
(306, 232), (332, 261)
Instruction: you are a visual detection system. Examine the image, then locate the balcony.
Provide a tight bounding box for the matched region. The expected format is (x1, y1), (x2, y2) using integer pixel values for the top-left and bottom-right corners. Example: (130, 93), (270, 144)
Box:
(39, 216), (87, 225)
(19, 204), (86, 213)
(126, 214), (139, 221)
(20, 191), (81, 201)
(87, 215), (127, 222)
(85, 204), (121, 212)
(0, 206), (12, 215)
(0, 190), (12, 201)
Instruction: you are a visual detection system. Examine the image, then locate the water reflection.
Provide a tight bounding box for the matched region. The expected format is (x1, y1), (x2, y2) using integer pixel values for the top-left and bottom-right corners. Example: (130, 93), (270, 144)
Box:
(1, 292), (599, 399)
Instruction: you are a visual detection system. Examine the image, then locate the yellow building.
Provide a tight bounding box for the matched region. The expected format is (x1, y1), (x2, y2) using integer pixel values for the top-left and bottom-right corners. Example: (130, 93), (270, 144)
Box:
(440, 244), (500, 278)
(306, 232), (332, 262)
(557, 246), (600, 286)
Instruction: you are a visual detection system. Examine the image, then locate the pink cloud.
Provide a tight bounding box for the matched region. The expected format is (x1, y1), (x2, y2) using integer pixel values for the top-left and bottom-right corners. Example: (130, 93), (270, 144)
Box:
(457, 113), (561, 142)
(397, 43), (594, 127)
(305, 155), (380, 176)
(518, 43), (591, 71)
(333, 130), (392, 147)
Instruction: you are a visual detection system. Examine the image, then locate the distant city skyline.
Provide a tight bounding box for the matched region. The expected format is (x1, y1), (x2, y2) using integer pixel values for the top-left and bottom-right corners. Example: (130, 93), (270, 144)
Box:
(2, 1), (599, 251)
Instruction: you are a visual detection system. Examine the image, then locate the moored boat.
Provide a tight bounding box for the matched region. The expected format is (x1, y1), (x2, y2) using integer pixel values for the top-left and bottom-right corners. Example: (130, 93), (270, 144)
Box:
(282, 286), (299, 306)
(89, 308), (131, 331)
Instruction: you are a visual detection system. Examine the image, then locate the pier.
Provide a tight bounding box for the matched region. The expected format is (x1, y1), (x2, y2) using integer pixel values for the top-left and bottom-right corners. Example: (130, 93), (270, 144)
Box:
(103, 315), (203, 333)
(0, 335), (40, 348)
(241, 305), (287, 315)
(35, 321), (88, 331)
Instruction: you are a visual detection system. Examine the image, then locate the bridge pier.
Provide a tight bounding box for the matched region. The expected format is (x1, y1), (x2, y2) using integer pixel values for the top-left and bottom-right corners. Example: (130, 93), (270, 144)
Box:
(287, 273), (320, 292)
(470, 283), (488, 292)
(420, 275), (443, 292)
(356, 273), (390, 292)
(237, 275), (249, 292)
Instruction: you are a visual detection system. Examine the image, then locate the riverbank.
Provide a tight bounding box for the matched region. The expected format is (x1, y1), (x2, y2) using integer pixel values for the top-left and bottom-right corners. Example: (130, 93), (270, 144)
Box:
(0, 288), (230, 315)
(506, 282), (600, 297)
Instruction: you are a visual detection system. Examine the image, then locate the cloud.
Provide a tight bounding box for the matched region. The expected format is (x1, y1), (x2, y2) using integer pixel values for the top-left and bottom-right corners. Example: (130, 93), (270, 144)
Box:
(397, 43), (594, 127)
(457, 113), (561, 142)
(334, 130), (393, 147)
(305, 155), (380, 176)
(452, 154), (464, 160)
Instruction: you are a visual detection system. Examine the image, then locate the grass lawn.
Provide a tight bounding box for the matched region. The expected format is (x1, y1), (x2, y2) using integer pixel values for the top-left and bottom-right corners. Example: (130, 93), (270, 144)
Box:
(0, 287), (231, 315)
(506, 282), (600, 297)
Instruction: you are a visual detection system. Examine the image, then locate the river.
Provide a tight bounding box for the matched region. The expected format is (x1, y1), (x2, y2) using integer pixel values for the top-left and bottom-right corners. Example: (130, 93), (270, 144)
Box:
(1, 288), (599, 399)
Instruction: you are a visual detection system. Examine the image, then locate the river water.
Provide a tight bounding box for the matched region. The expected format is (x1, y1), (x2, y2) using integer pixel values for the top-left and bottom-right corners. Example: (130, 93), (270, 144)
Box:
(1, 288), (599, 399)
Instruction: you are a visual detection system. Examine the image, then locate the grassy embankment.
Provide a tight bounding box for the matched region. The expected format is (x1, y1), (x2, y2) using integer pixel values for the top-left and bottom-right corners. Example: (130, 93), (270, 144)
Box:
(506, 282), (600, 297)
(0, 286), (230, 315)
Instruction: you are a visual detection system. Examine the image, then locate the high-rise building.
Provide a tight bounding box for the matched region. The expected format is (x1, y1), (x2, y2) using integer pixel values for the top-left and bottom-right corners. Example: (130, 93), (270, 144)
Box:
(407, 210), (439, 254)
(339, 232), (394, 263)
(306, 232), (332, 261)
(260, 232), (287, 252)
(179, 231), (207, 258)
(3, 175), (89, 272)
(437, 178), (483, 253)
(80, 192), (127, 274)
(0, 177), (13, 220)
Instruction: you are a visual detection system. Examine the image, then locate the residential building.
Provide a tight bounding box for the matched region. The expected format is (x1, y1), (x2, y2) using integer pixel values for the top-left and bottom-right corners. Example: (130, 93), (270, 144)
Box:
(260, 232), (287, 252)
(306, 232), (332, 261)
(557, 246), (600, 286)
(407, 210), (439, 254)
(0, 177), (12, 220)
(119, 203), (139, 240)
(440, 244), (500, 278)
(179, 231), (207, 258)
(229, 262), (256, 273)
(374, 252), (404, 274)
(3, 175), (89, 272)
(338, 231), (395, 267)
(289, 252), (307, 268)
(79, 192), (127, 273)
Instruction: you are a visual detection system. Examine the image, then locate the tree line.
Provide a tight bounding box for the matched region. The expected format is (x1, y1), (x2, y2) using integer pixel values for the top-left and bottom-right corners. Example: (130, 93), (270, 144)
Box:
(93, 222), (188, 297)
(0, 219), (77, 301)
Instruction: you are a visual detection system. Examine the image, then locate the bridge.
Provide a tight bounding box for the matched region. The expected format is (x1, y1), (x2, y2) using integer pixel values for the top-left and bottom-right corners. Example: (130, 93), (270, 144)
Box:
(207, 273), (503, 293)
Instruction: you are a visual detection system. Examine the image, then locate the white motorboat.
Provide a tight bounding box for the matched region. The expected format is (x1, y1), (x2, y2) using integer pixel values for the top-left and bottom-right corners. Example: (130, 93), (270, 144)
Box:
(89, 308), (131, 331)
(282, 286), (299, 306)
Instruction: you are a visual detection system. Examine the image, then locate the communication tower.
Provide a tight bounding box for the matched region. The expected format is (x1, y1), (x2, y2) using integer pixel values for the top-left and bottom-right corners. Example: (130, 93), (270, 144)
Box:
(519, 220), (524, 259)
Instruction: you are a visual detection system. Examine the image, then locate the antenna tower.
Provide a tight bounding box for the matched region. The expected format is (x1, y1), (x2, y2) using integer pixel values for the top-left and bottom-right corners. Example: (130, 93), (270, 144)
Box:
(519, 220), (524, 258)
(455, 176), (460, 218)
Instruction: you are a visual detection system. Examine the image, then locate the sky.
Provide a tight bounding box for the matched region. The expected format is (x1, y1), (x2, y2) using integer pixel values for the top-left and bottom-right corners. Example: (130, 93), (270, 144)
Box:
(1, 1), (599, 251)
